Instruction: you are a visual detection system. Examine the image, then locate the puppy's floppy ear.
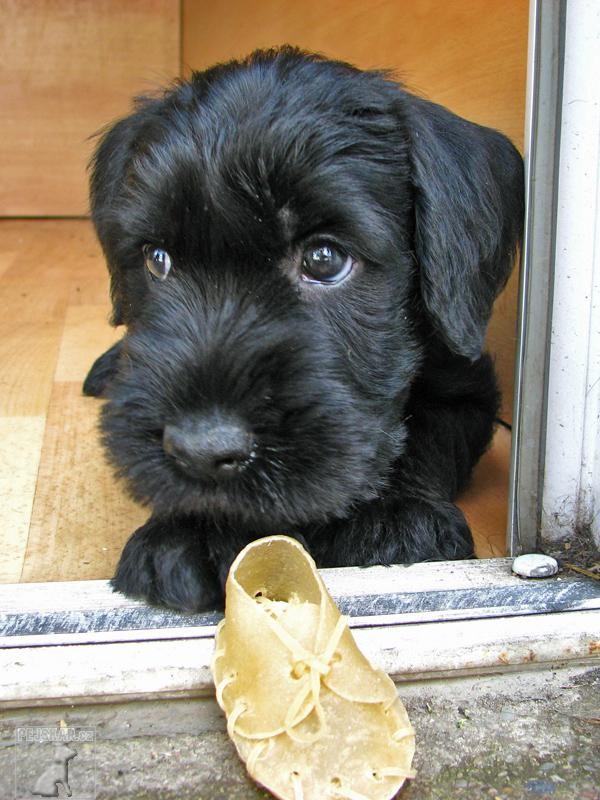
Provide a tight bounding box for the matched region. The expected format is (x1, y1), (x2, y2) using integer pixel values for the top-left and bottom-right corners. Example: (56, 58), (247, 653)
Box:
(403, 94), (524, 359)
(89, 105), (155, 326)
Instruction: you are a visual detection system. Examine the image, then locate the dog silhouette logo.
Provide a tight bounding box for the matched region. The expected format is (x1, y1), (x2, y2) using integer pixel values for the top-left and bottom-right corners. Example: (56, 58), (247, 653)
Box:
(31, 742), (77, 798)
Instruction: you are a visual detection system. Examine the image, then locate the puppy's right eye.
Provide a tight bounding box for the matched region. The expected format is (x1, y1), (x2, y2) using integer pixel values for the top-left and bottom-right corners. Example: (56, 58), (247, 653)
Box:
(143, 245), (172, 281)
(301, 243), (354, 285)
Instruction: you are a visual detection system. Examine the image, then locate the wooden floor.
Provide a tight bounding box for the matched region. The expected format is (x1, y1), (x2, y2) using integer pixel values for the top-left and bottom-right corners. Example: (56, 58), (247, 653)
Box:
(0, 219), (509, 584)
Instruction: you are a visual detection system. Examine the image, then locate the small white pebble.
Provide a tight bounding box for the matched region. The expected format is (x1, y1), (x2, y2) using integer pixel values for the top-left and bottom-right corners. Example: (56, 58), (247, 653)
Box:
(512, 553), (559, 578)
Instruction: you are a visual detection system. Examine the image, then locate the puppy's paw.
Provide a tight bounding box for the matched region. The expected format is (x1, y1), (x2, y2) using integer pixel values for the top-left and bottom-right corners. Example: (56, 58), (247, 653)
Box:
(396, 498), (475, 562)
(83, 340), (123, 397)
(111, 517), (223, 611)
(313, 497), (474, 566)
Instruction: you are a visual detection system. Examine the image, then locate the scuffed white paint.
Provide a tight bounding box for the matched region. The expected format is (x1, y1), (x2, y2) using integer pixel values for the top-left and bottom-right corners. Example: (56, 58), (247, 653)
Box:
(542, 0), (600, 545)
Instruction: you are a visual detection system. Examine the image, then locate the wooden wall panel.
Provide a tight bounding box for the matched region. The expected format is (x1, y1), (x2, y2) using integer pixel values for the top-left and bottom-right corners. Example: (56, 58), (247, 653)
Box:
(0, 0), (180, 217)
(183, 0), (528, 420)
(183, 0), (527, 147)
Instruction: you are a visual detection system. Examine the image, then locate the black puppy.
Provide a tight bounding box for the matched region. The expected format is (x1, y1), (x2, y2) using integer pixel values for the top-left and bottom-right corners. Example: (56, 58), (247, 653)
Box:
(85, 47), (523, 611)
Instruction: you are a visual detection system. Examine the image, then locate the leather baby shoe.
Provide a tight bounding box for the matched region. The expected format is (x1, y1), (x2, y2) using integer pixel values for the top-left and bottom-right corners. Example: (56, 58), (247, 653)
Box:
(212, 535), (415, 800)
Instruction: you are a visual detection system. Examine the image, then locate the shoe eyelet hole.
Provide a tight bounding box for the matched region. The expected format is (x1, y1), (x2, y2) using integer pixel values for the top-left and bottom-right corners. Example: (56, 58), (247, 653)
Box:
(372, 770), (382, 781)
(331, 776), (342, 788)
(291, 662), (308, 679)
(331, 651), (343, 664)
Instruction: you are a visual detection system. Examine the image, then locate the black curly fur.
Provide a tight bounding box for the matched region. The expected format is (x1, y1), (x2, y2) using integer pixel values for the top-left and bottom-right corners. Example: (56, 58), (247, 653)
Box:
(84, 47), (524, 611)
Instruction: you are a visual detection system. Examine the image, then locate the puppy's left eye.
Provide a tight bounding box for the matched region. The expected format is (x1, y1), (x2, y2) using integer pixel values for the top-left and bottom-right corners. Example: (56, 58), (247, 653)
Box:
(143, 245), (172, 281)
(301, 243), (354, 285)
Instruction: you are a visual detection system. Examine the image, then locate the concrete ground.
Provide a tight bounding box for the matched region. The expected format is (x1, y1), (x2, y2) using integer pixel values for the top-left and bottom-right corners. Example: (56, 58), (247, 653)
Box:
(1, 665), (598, 800)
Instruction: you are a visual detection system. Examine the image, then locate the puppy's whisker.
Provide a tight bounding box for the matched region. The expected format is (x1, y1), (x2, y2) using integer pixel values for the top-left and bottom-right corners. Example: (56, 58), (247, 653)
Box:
(374, 427), (396, 442)
(258, 452), (287, 471)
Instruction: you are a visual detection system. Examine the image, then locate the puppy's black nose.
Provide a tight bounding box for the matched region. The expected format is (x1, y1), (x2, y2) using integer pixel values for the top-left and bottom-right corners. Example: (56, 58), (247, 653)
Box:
(163, 415), (255, 480)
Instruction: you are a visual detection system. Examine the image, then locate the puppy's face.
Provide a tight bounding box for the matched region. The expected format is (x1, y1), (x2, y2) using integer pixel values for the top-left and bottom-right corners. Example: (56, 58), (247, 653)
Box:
(91, 49), (522, 529)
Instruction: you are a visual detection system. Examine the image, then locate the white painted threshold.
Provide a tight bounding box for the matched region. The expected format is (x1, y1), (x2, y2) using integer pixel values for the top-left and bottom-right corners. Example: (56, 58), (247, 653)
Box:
(1, 559), (599, 708)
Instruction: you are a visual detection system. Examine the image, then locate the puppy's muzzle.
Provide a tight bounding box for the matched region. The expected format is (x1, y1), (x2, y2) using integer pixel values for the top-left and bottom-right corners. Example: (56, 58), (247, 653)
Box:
(163, 413), (256, 481)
